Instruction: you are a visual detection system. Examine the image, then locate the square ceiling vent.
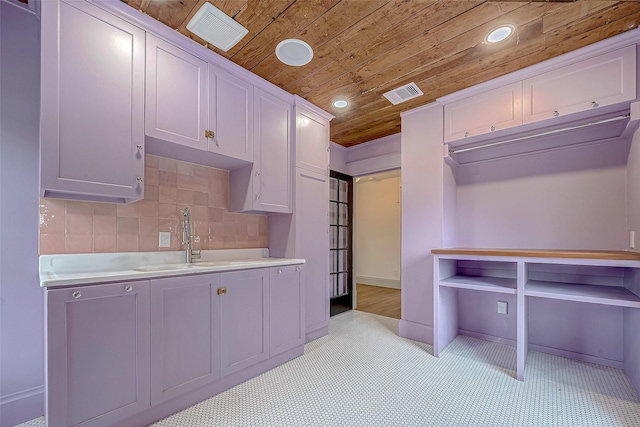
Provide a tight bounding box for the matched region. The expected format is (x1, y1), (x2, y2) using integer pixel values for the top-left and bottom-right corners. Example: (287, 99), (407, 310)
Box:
(187, 3), (249, 52)
(383, 82), (423, 105)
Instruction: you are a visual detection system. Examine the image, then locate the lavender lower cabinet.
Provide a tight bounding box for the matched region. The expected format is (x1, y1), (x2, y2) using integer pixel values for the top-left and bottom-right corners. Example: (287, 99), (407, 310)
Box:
(219, 269), (270, 377)
(269, 265), (304, 356)
(46, 280), (150, 427)
(149, 274), (221, 405)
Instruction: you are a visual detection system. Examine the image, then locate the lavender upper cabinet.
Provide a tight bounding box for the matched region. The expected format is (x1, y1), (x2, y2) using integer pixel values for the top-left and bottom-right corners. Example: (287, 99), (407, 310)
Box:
(150, 274), (220, 405)
(146, 39), (253, 163)
(296, 105), (330, 175)
(219, 269), (269, 376)
(269, 265), (304, 356)
(523, 45), (636, 124)
(443, 82), (523, 143)
(229, 89), (292, 213)
(145, 34), (208, 150)
(209, 65), (254, 162)
(46, 281), (150, 427)
(40, 0), (145, 204)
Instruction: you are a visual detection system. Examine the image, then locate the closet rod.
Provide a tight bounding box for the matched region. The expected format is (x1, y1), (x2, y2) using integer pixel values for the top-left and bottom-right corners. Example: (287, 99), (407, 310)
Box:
(449, 113), (630, 155)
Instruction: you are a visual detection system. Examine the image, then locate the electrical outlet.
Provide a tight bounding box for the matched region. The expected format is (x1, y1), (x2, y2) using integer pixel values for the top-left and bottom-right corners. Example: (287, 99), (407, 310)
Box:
(631, 231), (635, 249)
(159, 231), (171, 248)
(497, 301), (508, 315)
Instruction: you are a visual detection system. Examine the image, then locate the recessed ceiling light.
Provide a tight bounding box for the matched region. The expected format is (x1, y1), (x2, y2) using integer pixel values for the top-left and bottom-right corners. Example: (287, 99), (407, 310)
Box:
(275, 39), (313, 66)
(486, 25), (514, 44)
(333, 100), (348, 108)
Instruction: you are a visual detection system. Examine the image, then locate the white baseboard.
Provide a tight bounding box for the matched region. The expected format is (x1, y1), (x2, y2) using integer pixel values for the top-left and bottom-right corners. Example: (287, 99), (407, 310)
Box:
(356, 276), (401, 289)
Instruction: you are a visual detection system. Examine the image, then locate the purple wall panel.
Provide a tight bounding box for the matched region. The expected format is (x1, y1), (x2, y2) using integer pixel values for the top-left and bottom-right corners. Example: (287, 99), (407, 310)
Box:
(458, 290), (518, 342)
(399, 104), (444, 344)
(623, 307), (640, 395)
(528, 298), (624, 362)
(0, 3), (44, 426)
(455, 141), (628, 251)
(627, 128), (640, 248)
(329, 142), (348, 175)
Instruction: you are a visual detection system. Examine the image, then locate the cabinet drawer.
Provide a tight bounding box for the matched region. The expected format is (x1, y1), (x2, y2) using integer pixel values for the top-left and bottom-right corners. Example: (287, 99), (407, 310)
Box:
(523, 45), (636, 123)
(444, 82), (523, 142)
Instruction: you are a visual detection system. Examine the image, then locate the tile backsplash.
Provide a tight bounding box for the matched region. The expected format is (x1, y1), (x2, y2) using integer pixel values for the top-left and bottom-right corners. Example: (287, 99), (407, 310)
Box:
(39, 155), (268, 254)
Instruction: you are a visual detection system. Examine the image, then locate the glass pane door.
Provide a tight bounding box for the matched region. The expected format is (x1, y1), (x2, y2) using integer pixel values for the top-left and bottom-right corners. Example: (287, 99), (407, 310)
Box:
(329, 170), (353, 316)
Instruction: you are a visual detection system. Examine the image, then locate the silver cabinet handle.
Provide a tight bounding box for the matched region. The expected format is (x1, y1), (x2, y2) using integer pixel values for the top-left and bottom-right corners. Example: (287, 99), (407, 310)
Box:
(553, 110), (559, 117)
(136, 177), (142, 184)
(490, 125), (495, 132)
(72, 291), (81, 299)
(591, 101), (599, 108)
(464, 132), (469, 137)
(296, 267), (301, 272)
(277, 268), (282, 274)
(255, 194), (260, 200)
(136, 145), (143, 150)
(125, 285), (133, 292)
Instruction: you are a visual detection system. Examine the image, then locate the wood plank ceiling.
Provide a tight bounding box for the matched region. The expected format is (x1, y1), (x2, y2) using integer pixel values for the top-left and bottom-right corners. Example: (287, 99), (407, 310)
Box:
(123, 0), (640, 147)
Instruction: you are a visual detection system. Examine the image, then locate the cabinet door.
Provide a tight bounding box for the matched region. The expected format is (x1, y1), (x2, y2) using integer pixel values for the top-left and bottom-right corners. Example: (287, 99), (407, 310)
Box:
(296, 106), (330, 175)
(523, 45), (636, 124)
(219, 269), (269, 376)
(40, 0), (145, 203)
(295, 168), (330, 338)
(209, 66), (254, 162)
(270, 265), (304, 356)
(145, 34), (208, 150)
(444, 82), (523, 142)
(46, 281), (150, 427)
(150, 274), (220, 405)
(254, 89), (292, 213)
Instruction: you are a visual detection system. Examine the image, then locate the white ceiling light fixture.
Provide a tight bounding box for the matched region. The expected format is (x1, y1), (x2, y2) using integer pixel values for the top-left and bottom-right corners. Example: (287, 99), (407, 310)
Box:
(276, 39), (314, 66)
(486, 25), (515, 44)
(333, 100), (348, 108)
(187, 3), (249, 52)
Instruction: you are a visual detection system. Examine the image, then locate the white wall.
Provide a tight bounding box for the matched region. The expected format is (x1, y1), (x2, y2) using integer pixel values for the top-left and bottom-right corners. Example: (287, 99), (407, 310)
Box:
(355, 175), (401, 288)
(0, 2), (44, 425)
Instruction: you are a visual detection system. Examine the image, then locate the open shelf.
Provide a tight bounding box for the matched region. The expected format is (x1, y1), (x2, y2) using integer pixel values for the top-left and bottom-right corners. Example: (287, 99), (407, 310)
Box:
(525, 280), (640, 308)
(440, 275), (517, 294)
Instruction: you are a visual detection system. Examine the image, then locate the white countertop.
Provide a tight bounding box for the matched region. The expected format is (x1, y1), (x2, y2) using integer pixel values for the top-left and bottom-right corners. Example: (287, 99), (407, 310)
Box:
(40, 248), (305, 288)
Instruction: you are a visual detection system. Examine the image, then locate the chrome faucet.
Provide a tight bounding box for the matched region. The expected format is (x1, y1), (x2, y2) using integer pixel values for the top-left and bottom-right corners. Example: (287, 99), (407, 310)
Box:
(182, 207), (201, 263)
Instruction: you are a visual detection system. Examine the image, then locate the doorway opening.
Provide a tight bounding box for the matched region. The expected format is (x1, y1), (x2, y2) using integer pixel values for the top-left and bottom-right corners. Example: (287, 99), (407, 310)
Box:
(353, 169), (401, 319)
(329, 171), (353, 316)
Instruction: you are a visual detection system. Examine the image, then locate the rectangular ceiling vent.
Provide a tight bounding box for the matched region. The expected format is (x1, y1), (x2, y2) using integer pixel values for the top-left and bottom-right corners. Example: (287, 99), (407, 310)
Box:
(187, 3), (249, 52)
(383, 82), (424, 105)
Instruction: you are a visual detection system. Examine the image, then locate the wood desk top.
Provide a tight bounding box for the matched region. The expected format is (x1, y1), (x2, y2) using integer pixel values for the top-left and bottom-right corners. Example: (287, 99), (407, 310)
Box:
(430, 248), (640, 261)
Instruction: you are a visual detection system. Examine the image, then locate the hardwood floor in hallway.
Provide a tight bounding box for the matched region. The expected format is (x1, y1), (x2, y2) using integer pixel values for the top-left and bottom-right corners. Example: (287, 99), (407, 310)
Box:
(355, 283), (401, 319)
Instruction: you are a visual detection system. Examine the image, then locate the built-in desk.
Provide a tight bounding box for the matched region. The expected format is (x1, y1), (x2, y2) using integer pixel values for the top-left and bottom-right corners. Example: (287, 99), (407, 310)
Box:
(432, 249), (640, 394)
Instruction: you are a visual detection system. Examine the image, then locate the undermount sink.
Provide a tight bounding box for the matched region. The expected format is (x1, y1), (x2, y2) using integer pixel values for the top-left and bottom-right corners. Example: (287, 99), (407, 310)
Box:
(194, 260), (253, 266)
(133, 260), (254, 272)
(134, 264), (200, 272)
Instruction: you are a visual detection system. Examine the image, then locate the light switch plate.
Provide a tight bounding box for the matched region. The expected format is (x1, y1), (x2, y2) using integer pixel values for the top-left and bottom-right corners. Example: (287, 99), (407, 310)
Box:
(497, 301), (508, 315)
(159, 232), (171, 248)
